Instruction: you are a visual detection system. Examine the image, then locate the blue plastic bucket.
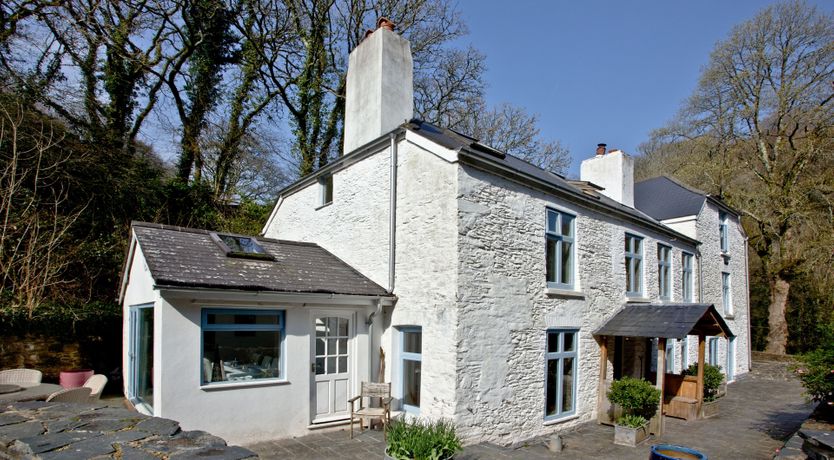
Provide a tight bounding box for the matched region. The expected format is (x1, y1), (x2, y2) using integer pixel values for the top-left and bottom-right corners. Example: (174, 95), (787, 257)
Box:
(650, 444), (708, 460)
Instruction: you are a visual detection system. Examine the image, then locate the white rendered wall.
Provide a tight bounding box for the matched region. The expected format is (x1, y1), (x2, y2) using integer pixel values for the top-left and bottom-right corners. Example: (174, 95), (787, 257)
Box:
(155, 296), (372, 444)
(453, 165), (696, 445)
(265, 148), (391, 288)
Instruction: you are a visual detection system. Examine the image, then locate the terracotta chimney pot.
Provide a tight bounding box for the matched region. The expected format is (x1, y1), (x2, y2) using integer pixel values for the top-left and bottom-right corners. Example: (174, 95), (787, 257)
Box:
(596, 143), (607, 156)
(377, 17), (395, 31)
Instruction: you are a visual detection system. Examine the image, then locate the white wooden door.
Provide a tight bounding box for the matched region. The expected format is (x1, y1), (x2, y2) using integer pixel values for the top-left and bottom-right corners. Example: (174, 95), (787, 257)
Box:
(311, 314), (351, 423)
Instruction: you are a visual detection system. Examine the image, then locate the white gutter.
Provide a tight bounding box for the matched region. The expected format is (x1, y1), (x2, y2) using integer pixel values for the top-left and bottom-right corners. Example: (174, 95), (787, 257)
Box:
(388, 133), (398, 293)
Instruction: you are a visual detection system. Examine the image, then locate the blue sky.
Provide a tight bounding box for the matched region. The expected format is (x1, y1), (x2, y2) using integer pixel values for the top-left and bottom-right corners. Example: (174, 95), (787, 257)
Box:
(454, 0), (832, 176)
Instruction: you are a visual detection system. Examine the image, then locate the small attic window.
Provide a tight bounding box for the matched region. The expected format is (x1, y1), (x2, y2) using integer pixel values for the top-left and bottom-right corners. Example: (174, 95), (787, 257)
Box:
(209, 232), (275, 261)
(318, 174), (333, 207)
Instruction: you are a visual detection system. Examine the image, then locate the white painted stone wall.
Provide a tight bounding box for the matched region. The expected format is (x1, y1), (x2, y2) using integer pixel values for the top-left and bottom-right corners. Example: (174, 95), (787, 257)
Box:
(454, 165), (698, 445)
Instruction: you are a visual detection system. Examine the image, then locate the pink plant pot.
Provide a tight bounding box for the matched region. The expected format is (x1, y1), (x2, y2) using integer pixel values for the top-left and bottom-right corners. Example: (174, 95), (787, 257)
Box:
(60, 369), (93, 388)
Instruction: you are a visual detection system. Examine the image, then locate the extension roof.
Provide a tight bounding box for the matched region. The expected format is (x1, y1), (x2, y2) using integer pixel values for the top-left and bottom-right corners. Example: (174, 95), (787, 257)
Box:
(129, 222), (390, 297)
(595, 303), (734, 339)
(634, 175), (739, 221)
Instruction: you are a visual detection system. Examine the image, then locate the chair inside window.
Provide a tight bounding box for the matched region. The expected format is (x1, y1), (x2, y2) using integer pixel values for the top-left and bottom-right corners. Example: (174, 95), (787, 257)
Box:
(348, 382), (392, 439)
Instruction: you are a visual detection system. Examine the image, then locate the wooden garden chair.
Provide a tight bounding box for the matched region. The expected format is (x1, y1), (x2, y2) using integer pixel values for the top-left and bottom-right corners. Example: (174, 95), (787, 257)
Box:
(348, 382), (391, 439)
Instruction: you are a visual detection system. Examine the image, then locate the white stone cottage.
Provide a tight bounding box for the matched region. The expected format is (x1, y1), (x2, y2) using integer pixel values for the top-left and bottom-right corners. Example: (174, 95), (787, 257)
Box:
(119, 23), (750, 445)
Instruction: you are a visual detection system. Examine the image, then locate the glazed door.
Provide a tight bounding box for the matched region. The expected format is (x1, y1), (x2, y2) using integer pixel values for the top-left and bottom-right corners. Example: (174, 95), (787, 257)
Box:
(311, 313), (352, 423)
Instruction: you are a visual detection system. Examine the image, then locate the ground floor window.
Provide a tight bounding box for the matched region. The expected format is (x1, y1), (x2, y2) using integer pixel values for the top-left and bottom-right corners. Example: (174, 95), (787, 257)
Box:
(545, 329), (578, 420)
(665, 339), (675, 373)
(400, 327), (422, 413)
(201, 309), (284, 384)
(726, 337), (735, 381)
(708, 337), (719, 366)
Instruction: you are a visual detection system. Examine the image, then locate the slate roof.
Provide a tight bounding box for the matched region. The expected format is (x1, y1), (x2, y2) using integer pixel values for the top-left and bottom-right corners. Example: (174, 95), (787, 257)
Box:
(404, 121), (698, 245)
(131, 222), (390, 297)
(634, 176), (707, 220)
(594, 303), (734, 339)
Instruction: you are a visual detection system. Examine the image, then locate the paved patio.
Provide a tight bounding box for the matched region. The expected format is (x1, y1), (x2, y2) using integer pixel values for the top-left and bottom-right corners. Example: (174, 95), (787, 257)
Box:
(246, 360), (813, 459)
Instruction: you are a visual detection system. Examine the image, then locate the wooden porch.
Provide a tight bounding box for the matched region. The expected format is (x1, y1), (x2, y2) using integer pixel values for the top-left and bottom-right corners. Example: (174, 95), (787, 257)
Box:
(594, 303), (734, 435)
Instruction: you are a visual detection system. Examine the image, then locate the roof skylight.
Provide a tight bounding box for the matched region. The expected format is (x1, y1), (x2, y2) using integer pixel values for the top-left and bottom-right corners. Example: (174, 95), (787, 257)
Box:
(209, 232), (275, 260)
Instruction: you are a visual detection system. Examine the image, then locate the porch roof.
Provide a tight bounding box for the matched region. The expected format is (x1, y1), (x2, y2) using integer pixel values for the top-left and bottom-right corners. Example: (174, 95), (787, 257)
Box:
(594, 303), (734, 339)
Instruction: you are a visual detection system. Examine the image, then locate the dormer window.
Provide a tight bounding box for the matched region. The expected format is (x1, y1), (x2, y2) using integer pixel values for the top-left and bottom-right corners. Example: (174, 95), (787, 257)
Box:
(319, 175), (333, 207)
(210, 232), (274, 260)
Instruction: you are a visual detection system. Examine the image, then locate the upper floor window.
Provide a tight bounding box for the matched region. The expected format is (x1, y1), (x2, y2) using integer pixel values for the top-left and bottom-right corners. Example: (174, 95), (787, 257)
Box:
(546, 209), (575, 289)
(682, 252), (694, 302)
(719, 212), (729, 253)
(201, 309), (284, 385)
(722, 272), (733, 316)
(545, 329), (578, 420)
(625, 234), (643, 296)
(657, 244), (671, 300)
(319, 174), (333, 206)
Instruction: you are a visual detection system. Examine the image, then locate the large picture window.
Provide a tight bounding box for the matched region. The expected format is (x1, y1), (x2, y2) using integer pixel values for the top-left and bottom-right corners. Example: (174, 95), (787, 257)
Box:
(657, 244), (671, 300)
(545, 329), (578, 420)
(682, 252), (694, 302)
(201, 309), (284, 385)
(400, 327), (422, 413)
(546, 209), (576, 289)
(625, 234), (643, 296)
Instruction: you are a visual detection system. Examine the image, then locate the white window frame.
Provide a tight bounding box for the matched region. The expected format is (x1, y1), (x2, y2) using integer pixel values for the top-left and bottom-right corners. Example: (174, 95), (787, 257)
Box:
(719, 212), (729, 253)
(399, 327), (422, 414)
(625, 234), (643, 296)
(682, 252), (694, 302)
(545, 208), (576, 290)
(544, 329), (579, 421)
(722, 272), (733, 316)
(657, 244), (672, 300)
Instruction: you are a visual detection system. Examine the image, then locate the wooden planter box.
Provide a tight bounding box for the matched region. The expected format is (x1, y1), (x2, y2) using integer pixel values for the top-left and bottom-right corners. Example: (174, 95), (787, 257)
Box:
(614, 423), (650, 447)
(701, 399), (720, 418)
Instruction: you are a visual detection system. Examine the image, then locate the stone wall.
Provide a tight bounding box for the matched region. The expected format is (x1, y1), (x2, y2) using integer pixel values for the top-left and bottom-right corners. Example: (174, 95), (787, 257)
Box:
(454, 164), (698, 445)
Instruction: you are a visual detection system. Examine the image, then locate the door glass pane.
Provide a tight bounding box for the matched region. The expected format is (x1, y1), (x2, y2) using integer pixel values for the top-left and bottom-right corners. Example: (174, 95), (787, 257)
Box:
(560, 241), (572, 284)
(338, 356), (347, 373)
(316, 338), (325, 356)
(135, 307), (154, 406)
(338, 318), (348, 336)
(315, 318), (326, 337)
(546, 358), (558, 416)
(327, 357), (336, 374)
(561, 357), (574, 413)
(315, 357), (325, 375)
(403, 331), (422, 354)
(403, 359), (421, 407)
(327, 339), (337, 355)
(338, 338), (347, 355)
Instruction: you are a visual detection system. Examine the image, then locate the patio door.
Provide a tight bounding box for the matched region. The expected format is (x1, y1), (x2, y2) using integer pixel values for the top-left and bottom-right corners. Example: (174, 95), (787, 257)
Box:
(128, 304), (154, 412)
(310, 312), (352, 423)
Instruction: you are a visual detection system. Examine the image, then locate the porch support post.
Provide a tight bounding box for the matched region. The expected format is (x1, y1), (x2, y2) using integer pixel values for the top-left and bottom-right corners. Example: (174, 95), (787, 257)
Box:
(656, 337), (667, 437)
(697, 334), (706, 418)
(597, 336), (608, 423)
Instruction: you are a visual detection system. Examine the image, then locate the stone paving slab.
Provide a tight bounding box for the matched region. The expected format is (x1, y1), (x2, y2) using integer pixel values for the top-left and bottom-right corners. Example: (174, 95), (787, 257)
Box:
(0, 401), (257, 459)
(247, 362), (814, 459)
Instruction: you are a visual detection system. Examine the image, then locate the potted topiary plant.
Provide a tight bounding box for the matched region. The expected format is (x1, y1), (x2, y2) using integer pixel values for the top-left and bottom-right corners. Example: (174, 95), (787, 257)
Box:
(683, 363), (724, 418)
(607, 377), (661, 447)
(385, 418), (462, 460)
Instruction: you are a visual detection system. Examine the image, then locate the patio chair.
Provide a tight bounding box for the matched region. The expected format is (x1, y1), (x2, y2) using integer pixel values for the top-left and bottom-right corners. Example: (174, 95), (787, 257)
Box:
(82, 374), (108, 400)
(46, 387), (92, 403)
(348, 382), (391, 440)
(0, 368), (42, 386)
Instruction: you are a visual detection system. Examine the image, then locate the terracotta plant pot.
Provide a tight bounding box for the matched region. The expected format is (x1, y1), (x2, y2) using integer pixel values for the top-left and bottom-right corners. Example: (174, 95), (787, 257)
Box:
(60, 369), (93, 388)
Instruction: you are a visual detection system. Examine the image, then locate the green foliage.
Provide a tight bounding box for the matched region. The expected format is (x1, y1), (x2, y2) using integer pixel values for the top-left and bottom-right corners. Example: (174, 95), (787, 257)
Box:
(385, 418), (462, 460)
(607, 377), (661, 421)
(615, 414), (648, 428)
(683, 363), (724, 402)
(792, 324), (834, 403)
(0, 300), (121, 338)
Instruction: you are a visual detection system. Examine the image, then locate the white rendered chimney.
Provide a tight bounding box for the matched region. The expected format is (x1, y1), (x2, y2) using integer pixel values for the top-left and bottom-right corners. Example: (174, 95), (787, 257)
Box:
(580, 146), (635, 207)
(343, 19), (413, 154)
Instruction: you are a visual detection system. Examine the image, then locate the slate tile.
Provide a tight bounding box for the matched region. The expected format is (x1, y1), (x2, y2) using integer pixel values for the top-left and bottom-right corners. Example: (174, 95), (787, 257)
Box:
(0, 413), (28, 427)
(134, 416), (181, 437)
(0, 420), (45, 442)
(169, 445), (257, 459)
(19, 430), (103, 454)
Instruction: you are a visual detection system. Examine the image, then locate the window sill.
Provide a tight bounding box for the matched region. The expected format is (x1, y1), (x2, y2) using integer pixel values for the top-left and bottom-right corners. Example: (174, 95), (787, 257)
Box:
(545, 288), (585, 299)
(724, 314), (735, 320)
(200, 379), (289, 391)
(315, 201), (333, 211)
(626, 296), (651, 303)
(543, 413), (579, 426)
(720, 252), (731, 259)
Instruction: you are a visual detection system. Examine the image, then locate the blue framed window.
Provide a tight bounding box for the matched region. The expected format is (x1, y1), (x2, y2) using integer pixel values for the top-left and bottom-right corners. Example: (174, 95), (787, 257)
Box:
(682, 252), (694, 302)
(722, 272), (733, 316)
(657, 244), (671, 300)
(546, 208), (576, 289)
(681, 337), (689, 370)
(708, 337), (719, 366)
(201, 309), (285, 385)
(719, 212), (729, 253)
(625, 234), (643, 296)
(665, 339), (675, 373)
(545, 329), (578, 420)
(400, 327), (422, 414)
